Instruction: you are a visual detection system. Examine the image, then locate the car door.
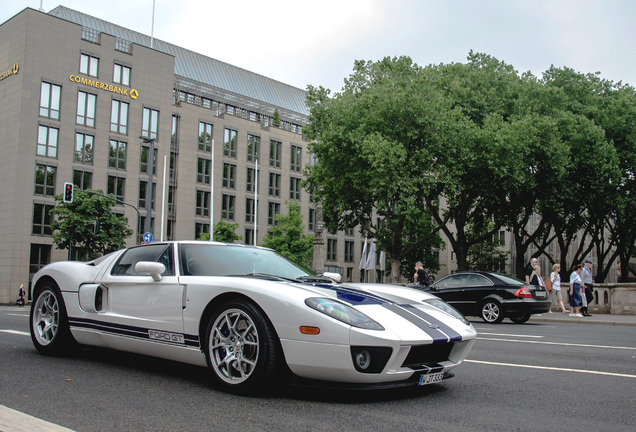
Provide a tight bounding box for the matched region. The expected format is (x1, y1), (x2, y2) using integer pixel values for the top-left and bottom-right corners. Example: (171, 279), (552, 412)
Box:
(462, 273), (495, 316)
(431, 273), (471, 314)
(95, 243), (185, 336)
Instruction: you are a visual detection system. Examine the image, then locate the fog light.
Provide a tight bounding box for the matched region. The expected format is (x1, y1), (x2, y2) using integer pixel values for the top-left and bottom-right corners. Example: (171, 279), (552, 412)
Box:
(355, 350), (371, 370)
(350, 346), (392, 373)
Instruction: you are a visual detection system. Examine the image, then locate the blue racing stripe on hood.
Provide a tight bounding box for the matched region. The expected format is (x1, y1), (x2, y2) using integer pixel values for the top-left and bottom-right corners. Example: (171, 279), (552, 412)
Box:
(315, 285), (389, 306)
(383, 303), (463, 344)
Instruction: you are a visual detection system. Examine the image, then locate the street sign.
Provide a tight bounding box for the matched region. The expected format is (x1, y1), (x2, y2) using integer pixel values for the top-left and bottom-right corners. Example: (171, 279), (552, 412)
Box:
(143, 232), (153, 243)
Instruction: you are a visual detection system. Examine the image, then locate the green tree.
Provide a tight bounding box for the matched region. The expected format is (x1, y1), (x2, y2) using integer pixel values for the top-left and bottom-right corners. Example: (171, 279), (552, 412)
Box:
(272, 109), (281, 127)
(197, 221), (243, 243)
(304, 56), (446, 282)
(50, 189), (133, 260)
(261, 202), (314, 268)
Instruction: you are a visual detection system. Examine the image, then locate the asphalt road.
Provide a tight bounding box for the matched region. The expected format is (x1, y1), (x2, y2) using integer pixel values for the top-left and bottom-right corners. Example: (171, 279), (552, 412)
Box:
(1, 306), (635, 432)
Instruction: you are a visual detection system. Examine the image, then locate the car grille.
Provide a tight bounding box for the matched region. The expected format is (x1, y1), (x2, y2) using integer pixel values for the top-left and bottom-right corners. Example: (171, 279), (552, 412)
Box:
(401, 343), (454, 368)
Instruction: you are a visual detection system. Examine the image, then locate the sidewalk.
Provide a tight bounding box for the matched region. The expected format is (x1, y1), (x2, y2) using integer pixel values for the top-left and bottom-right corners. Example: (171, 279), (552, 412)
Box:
(528, 311), (636, 327)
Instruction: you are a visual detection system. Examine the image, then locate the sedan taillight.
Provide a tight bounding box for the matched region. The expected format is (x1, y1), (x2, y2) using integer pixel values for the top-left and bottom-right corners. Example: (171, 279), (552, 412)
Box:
(515, 287), (533, 298)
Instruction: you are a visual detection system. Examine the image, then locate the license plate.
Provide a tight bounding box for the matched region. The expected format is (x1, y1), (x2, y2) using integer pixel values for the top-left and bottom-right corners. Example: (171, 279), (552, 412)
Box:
(535, 291), (546, 298)
(418, 372), (444, 386)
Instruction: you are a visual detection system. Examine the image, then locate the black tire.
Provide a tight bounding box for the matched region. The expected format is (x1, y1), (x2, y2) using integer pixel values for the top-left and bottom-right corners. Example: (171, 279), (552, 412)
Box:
(510, 313), (531, 324)
(30, 281), (76, 355)
(480, 300), (504, 324)
(204, 299), (282, 394)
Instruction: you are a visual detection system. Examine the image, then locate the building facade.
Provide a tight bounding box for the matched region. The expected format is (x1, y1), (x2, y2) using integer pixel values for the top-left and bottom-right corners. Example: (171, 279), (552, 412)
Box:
(0, 6), (377, 304)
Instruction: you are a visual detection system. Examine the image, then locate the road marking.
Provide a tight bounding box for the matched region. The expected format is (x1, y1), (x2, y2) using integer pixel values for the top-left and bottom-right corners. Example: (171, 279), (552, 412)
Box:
(0, 330), (29, 336)
(8, 313), (29, 317)
(476, 332), (544, 338)
(0, 404), (74, 431)
(477, 336), (636, 351)
(465, 359), (636, 379)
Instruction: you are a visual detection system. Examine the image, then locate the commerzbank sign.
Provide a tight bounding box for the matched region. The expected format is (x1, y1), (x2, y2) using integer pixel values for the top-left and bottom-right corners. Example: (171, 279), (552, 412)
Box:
(69, 75), (139, 100)
(1, 63), (19, 81)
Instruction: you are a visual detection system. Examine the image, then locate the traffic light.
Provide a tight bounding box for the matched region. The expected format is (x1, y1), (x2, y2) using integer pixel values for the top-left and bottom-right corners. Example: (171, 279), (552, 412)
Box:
(63, 182), (74, 203)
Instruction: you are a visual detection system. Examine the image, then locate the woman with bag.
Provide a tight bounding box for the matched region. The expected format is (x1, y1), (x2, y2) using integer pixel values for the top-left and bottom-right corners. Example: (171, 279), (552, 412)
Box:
(549, 263), (569, 314)
(569, 264), (584, 317)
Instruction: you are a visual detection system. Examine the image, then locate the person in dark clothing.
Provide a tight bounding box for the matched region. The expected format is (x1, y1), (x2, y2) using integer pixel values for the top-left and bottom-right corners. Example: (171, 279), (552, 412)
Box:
(525, 258), (538, 283)
(414, 261), (430, 286)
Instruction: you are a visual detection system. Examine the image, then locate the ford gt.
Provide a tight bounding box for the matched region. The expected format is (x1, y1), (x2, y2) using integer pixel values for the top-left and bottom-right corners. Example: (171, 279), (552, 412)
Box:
(30, 241), (476, 394)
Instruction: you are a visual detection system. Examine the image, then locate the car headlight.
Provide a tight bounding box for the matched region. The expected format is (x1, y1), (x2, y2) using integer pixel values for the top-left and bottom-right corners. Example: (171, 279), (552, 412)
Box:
(305, 298), (384, 330)
(424, 298), (471, 326)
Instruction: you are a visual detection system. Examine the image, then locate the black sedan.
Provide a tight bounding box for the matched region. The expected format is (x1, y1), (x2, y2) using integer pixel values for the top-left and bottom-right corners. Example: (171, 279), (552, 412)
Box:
(417, 271), (551, 324)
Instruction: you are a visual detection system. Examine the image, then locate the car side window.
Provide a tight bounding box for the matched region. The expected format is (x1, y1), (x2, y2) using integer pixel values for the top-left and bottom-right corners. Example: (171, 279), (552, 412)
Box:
(434, 274), (470, 289)
(111, 244), (174, 276)
(465, 274), (493, 287)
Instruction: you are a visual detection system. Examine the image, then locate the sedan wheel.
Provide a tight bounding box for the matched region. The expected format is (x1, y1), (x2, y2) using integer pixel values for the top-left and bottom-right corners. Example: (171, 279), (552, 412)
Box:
(481, 300), (504, 324)
(30, 282), (75, 355)
(205, 300), (281, 394)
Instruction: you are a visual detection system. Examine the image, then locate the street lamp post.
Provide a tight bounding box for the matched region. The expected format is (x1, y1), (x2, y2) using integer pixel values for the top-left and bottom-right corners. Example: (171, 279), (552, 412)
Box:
(141, 137), (155, 236)
(312, 205), (324, 274)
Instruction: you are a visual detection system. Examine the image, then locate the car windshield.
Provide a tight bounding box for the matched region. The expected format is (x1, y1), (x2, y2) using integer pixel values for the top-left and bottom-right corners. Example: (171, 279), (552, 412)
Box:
(180, 243), (313, 279)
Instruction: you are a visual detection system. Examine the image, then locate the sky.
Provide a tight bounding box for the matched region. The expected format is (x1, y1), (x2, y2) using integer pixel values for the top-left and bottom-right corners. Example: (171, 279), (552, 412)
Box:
(2, 0), (635, 92)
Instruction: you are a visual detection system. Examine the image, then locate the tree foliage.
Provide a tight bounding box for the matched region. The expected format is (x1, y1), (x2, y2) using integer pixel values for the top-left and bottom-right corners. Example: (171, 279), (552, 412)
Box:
(261, 202), (314, 269)
(305, 53), (636, 282)
(50, 190), (133, 261)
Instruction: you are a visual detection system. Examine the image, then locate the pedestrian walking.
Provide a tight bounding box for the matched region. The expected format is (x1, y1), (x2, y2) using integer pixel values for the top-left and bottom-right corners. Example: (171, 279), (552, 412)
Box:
(525, 258), (538, 283)
(529, 265), (545, 288)
(580, 259), (594, 316)
(550, 263), (569, 313)
(413, 261), (431, 286)
(569, 264), (584, 317)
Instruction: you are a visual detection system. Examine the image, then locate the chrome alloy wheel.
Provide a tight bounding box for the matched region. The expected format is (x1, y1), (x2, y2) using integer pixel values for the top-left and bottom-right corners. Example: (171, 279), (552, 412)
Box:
(209, 308), (260, 385)
(32, 289), (60, 346)
(481, 301), (503, 323)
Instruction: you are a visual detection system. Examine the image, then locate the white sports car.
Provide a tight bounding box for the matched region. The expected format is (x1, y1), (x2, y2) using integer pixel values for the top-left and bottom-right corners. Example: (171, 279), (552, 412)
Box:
(30, 241), (476, 394)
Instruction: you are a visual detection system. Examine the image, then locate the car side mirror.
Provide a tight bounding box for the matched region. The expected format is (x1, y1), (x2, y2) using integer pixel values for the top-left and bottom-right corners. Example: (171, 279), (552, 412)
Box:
(135, 261), (166, 281)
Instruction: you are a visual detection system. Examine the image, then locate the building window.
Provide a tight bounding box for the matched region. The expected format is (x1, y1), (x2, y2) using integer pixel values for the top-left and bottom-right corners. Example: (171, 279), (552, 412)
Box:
(34, 164), (56, 196)
(142, 107), (159, 139)
(73, 169), (92, 190)
(74, 133), (94, 164)
(224, 128), (237, 158)
(327, 238), (337, 261)
(247, 134), (260, 162)
(40, 82), (61, 120)
(140, 146), (158, 175)
(80, 53), (99, 77)
(290, 177), (301, 201)
(196, 190), (210, 217)
(308, 208), (315, 231)
(222, 194), (235, 220)
(269, 139), (282, 168)
(110, 100), (129, 134)
(245, 228), (254, 245)
(30, 244), (51, 274)
(107, 175), (125, 202)
(138, 181), (156, 210)
(499, 230), (506, 246)
(223, 163), (236, 189)
(290, 144), (302, 172)
(246, 198), (254, 223)
(269, 173), (281, 197)
(76, 91), (96, 127)
(195, 222), (209, 239)
(344, 241), (354, 262)
(37, 125), (58, 158)
(197, 158), (211, 184)
(268, 202), (280, 225)
(199, 122), (213, 152)
(108, 139), (127, 170)
(139, 217), (155, 235)
(113, 63), (131, 86)
(32, 203), (54, 236)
